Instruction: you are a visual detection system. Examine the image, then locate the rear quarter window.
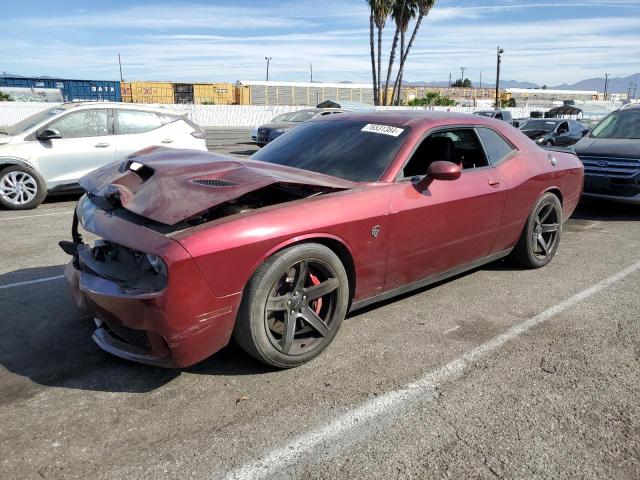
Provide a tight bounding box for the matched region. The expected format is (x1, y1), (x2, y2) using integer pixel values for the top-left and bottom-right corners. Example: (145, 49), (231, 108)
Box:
(476, 127), (515, 164)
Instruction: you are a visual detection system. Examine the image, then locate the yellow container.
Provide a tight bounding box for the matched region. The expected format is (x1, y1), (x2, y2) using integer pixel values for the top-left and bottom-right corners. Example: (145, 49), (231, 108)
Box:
(120, 82), (133, 102)
(121, 81), (175, 104)
(236, 85), (251, 105)
(193, 83), (237, 105)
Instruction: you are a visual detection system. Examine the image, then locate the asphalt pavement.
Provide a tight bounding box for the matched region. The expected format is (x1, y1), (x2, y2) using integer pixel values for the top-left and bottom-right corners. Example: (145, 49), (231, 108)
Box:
(0, 130), (638, 479)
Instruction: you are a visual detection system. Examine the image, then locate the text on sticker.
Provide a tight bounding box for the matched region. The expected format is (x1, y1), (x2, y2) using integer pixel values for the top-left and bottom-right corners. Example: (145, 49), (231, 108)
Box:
(361, 124), (405, 137)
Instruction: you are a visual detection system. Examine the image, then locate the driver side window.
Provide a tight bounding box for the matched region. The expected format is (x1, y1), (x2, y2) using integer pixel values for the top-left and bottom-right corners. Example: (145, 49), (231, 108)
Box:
(402, 128), (489, 178)
(557, 121), (569, 134)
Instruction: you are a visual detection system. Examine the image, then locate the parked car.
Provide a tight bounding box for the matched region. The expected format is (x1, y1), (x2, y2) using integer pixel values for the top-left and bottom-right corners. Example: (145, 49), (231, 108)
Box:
(254, 108), (345, 146)
(0, 102), (207, 210)
(474, 110), (514, 125)
(574, 103), (640, 204)
(62, 112), (583, 369)
(519, 118), (589, 147)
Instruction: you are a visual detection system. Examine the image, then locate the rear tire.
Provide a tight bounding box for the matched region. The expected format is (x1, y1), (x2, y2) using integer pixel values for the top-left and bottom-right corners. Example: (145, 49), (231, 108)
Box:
(511, 192), (562, 269)
(0, 165), (47, 210)
(233, 243), (349, 368)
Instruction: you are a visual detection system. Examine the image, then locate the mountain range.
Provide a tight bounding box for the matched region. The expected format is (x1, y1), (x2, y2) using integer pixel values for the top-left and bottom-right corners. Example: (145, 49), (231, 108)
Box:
(405, 73), (640, 94)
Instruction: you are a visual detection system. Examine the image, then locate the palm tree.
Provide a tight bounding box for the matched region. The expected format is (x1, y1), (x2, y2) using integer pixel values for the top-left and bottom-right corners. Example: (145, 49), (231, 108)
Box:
(393, 0), (435, 105)
(368, 0), (393, 105)
(383, 0), (416, 105)
(368, 4), (378, 104)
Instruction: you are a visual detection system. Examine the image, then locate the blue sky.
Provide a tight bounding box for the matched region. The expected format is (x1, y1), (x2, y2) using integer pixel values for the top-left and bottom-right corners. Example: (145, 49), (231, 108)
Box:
(1, 0), (639, 85)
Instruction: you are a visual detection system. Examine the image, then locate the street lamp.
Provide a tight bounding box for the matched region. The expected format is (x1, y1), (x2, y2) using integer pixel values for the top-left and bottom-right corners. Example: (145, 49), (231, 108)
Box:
(495, 47), (504, 109)
(460, 67), (466, 85)
(265, 57), (272, 82)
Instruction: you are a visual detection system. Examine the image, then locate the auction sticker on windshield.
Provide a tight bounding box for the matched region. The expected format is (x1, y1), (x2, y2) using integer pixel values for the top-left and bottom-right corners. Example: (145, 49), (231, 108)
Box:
(361, 124), (405, 137)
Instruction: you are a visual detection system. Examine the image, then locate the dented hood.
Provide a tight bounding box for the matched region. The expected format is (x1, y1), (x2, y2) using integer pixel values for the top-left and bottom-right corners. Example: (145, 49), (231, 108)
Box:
(80, 147), (354, 225)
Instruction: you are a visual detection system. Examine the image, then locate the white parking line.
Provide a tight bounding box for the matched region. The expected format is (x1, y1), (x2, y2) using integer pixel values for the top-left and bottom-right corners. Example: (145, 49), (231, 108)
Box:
(443, 325), (461, 334)
(0, 211), (74, 221)
(0, 275), (65, 291)
(225, 260), (640, 480)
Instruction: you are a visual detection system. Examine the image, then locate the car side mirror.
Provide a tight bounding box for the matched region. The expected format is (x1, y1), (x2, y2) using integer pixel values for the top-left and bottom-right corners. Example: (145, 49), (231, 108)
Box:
(427, 161), (461, 181)
(581, 129), (590, 136)
(37, 128), (62, 140)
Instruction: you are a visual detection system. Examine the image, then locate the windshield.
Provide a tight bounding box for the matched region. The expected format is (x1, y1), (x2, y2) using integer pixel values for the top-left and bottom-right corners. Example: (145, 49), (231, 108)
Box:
(251, 119), (409, 182)
(590, 109), (640, 139)
(520, 120), (557, 132)
(2, 106), (69, 135)
(271, 110), (317, 123)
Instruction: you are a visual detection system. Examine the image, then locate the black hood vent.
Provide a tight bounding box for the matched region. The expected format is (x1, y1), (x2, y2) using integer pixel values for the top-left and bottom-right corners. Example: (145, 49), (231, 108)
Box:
(192, 179), (239, 187)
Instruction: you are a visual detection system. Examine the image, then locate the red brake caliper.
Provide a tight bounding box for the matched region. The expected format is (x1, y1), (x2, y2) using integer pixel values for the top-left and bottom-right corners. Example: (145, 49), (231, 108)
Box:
(309, 273), (323, 314)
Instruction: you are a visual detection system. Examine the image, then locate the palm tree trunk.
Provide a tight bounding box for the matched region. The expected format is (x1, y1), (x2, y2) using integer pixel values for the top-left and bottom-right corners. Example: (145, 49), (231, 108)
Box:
(383, 27), (400, 105)
(393, 13), (424, 105)
(377, 26), (383, 105)
(369, 11), (378, 105)
(391, 30), (406, 105)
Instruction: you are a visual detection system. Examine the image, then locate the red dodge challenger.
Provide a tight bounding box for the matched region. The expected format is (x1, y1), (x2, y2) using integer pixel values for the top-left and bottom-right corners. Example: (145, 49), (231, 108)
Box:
(62, 112), (584, 368)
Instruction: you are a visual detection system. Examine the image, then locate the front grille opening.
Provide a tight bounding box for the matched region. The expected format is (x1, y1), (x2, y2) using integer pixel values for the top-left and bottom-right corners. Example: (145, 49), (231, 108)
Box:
(105, 321), (152, 354)
(192, 178), (238, 187)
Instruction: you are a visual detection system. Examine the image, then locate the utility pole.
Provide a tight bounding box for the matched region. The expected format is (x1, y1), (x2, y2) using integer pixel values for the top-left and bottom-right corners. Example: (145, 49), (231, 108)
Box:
(460, 67), (466, 83)
(480, 71), (482, 89)
(448, 73), (452, 87)
(118, 53), (123, 82)
(265, 57), (272, 82)
(633, 82), (638, 99)
(495, 47), (504, 109)
(603, 73), (610, 101)
(310, 63), (313, 83)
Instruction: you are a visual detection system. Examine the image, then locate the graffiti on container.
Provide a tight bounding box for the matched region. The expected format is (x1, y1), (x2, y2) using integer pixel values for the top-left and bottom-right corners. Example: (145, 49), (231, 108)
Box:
(91, 86), (116, 93)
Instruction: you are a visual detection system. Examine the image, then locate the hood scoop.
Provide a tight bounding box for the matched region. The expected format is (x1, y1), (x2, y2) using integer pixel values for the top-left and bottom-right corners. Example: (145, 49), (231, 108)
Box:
(80, 147), (354, 225)
(192, 178), (239, 187)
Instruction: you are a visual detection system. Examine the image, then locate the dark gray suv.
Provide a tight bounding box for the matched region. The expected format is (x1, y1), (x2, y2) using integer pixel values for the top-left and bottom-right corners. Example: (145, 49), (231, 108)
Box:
(574, 104), (640, 204)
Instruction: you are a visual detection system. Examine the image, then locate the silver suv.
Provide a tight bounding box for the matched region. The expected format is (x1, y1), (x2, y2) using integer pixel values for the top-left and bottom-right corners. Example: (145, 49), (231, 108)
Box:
(0, 102), (208, 209)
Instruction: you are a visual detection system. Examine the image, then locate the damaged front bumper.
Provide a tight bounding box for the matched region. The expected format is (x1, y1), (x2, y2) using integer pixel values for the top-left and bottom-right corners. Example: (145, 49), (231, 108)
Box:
(63, 195), (242, 368)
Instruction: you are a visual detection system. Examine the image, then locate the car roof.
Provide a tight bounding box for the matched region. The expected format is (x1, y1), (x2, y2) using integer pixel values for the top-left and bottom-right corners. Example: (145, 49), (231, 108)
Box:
(60, 101), (184, 115)
(312, 110), (501, 128)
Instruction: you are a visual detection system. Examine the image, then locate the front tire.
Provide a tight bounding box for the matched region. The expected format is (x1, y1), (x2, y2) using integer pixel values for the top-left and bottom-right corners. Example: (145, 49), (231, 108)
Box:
(233, 243), (349, 368)
(0, 165), (47, 210)
(511, 192), (562, 268)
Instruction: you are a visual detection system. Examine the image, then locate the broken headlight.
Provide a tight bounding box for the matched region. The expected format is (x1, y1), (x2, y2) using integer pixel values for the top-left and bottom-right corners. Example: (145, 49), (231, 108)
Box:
(146, 254), (168, 278)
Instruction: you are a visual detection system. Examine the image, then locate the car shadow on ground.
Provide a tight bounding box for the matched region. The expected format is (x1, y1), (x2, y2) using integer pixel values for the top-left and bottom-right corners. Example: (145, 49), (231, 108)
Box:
(0, 265), (272, 397)
(229, 149), (259, 157)
(43, 192), (83, 205)
(573, 199), (639, 221)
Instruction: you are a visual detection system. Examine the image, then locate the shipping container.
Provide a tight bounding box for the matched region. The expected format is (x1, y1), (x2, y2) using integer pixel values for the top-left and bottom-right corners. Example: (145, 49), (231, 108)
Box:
(0, 76), (121, 102)
(237, 81), (375, 106)
(173, 83), (194, 104)
(121, 81), (175, 104)
(193, 83), (237, 105)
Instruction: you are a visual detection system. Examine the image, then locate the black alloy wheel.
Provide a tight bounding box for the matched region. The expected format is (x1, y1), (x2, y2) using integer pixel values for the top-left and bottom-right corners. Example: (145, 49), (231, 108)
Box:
(531, 201), (560, 261)
(511, 192), (563, 269)
(234, 243), (349, 368)
(264, 259), (340, 355)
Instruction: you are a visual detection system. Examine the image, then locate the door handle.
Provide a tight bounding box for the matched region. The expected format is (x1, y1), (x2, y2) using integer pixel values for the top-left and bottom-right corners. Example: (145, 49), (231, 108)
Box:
(94, 143), (110, 148)
(161, 139), (174, 144)
(488, 178), (501, 187)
